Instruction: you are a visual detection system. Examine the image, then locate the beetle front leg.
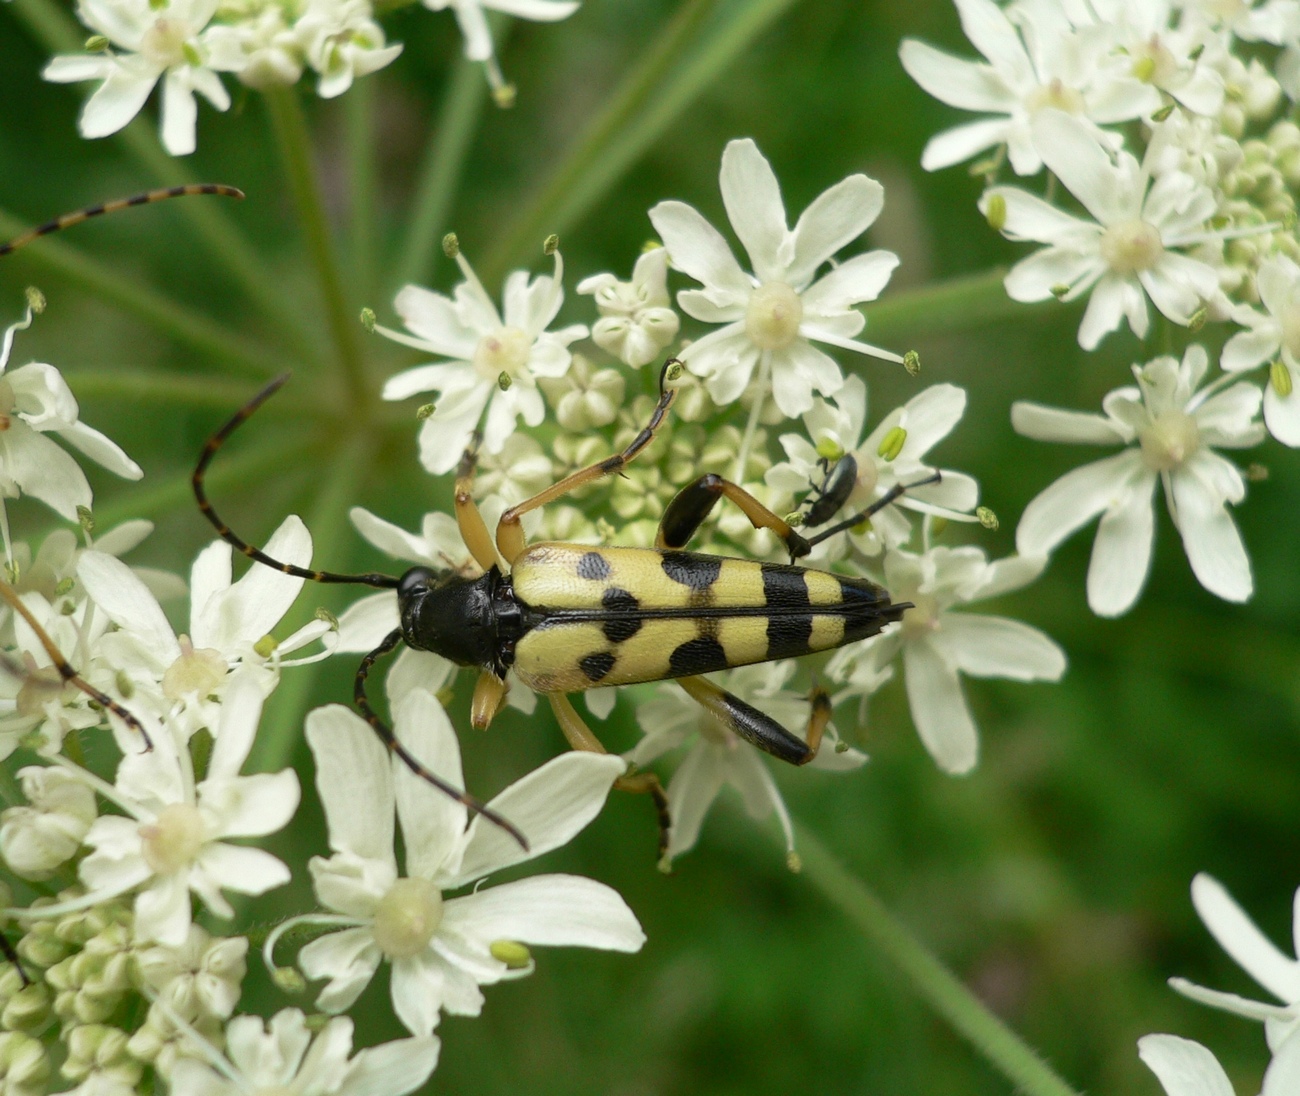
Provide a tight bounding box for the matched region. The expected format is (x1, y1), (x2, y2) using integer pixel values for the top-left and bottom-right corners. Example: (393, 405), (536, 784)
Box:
(657, 474), (811, 559)
(454, 433), (505, 573)
(470, 669), (509, 731)
(548, 692), (670, 859)
(495, 358), (681, 564)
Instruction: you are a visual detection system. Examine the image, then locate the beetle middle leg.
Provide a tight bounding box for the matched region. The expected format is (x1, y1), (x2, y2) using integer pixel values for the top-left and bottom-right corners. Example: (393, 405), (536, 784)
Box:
(677, 674), (832, 766)
(495, 358), (681, 565)
(657, 474), (812, 559)
(549, 692), (671, 858)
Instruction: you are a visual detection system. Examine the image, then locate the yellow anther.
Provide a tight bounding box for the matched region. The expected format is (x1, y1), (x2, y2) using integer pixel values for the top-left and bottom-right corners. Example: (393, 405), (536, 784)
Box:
(876, 426), (907, 462)
(985, 192), (1007, 232)
(1271, 359), (1294, 397)
(253, 635), (277, 659)
(665, 361), (684, 382)
(1050, 283), (1070, 299)
(493, 83), (517, 109)
(498, 371), (513, 391)
(977, 506), (999, 530)
(76, 507), (95, 534)
(359, 307), (376, 333)
(786, 851), (803, 873)
(115, 671), (134, 699)
(314, 608), (339, 629)
(24, 288), (45, 314)
(1188, 306), (1207, 332)
(85, 35), (109, 51)
(442, 233), (460, 258)
(489, 941), (532, 969)
(903, 350), (921, 376)
(815, 436), (844, 461)
(416, 402), (436, 420)
(543, 234), (559, 256)
(272, 968), (306, 994)
(783, 511), (805, 528)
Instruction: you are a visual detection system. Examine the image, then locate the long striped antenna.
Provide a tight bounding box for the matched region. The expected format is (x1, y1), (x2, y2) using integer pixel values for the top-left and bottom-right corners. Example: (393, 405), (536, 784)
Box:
(194, 374), (401, 590)
(0, 185), (245, 257)
(0, 580), (153, 751)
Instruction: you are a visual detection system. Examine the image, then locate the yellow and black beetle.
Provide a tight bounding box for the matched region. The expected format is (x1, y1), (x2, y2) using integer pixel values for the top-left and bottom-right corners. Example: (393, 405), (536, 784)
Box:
(194, 361), (935, 852)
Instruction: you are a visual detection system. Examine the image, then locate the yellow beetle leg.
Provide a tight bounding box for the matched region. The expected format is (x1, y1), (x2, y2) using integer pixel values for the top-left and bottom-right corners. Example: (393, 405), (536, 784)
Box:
(657, 474), (811, 559)
(677, 674), (819, 765)
(549, 692), (670, 858)
(470, 668), (509, 731)
(496, 358), (680, 564)
(454, 435), (505, 573)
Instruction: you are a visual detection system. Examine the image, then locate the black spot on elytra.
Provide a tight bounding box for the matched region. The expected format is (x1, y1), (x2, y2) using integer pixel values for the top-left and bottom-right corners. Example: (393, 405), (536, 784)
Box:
(668, 636), (727, 677)
(579, 651), (616, 682)
(661, 551), (722, 589)
(601, 587), (641, 644)
(767, 615), (814, 659)
(576, 552), (611, 581)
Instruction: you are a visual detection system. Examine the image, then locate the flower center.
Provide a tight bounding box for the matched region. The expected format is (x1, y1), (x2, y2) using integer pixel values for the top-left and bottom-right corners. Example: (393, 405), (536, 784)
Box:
(140, 17), (195, 67)
(140, 803), (207, 875)
(473, 326), (531, 382)
(1139, 409), (1200, 472)
(900, 592), (940, 641)
(372, 878), (444, 959)
(1099, 219), (1164, 275)
(161, 636), (228, 701)
(1131, 37), (1178, 87)
(1027, 78), (1084, 115)
(745, 282), (804, 350)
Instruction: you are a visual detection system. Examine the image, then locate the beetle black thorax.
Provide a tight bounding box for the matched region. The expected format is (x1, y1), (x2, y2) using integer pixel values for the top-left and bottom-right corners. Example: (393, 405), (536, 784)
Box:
(397, 565), (523, 676)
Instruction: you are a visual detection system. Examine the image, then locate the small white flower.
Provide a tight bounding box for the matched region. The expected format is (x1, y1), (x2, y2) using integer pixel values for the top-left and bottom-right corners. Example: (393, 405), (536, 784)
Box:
(982, 111), (1223, 349)
(76, 519), (331, 734)
(134, 924), (247, 1019)
(44, 0), (231, 156)
(1014, 344), (1264, 615)
(828, 545), (1064, 775)
(0, 307), (142, 525)
(424, 0), (579, 96)
(648, 138), (902, 418)
(294, 690), (642, 1035)
(378, 247), (587, 474)
(1169, 873), (1300, 1050)
(168, 1009), (440, 1096)
(900, 0), (1160, 175)
(578, 248), (681, 367)
(538, 353), (626, 431)
(765, 376), (980, 558)
(295, 0), (403, 99)
(629, 661), (864, 865)
(1139, 1032), (1300, 1096)
(1222, 254), (1300, 444)
(76, 671), (299, 945)
(0, 765), (97, 879)
(205, 8), (303, 89)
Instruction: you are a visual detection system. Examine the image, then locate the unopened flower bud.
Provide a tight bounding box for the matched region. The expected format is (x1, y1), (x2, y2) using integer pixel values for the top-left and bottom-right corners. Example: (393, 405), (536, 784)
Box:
(0, 1031), (49, 1095)
(1, 982), (50, 1034)
(1, 767), (97, 879)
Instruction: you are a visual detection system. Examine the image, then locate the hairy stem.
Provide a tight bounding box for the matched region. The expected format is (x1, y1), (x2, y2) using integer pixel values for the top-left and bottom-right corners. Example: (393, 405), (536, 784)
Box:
(795, 825), (1082, 1096)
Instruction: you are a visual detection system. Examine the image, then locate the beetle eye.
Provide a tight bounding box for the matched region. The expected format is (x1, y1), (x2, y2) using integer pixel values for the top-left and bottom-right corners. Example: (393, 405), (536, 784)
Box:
(397, 567), (436, 598)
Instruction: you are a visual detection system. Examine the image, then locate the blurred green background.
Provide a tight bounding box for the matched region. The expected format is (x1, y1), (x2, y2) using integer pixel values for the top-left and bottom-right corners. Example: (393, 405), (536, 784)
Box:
(1, 0), (1299, 1093)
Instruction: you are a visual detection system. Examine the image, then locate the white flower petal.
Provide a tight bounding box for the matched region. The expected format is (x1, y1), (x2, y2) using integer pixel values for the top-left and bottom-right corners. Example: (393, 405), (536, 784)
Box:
(343, 1035), (442, 1096)
(1137, 1034), (1235, 1096)
(1087, 472), (1156, 618)
(0, 429), (92, 520)
(788, 174), (884, 287)
(802, 250), (899, 313)
(445, 874), (644, 952)
(334, 591), (401, 653)
(393, 689), (467, 881)
(1192, 874), (1300, 1003)
(197, 842), (291, 898)
(56, 421), (142, 479)
(452, 751), (624, 885)
(78, 549), (180, 665)
(931, 613), (1065, 681)
(898, 39), (1016, 113)
(665, 742), (726, 860)
(719, 139), (790, 284)
(648, 200), (751, 303)
(299, 928), (383, 1014)
(79, 65), (158, 139)
(1011, 402), (1124, 445)
(1171, 470), (1252, 603)
(920, 117), (1017, 172)
(903, 638), (978, 774)
(1016, 449), (1147, 557)
(306, 705), (397, 864)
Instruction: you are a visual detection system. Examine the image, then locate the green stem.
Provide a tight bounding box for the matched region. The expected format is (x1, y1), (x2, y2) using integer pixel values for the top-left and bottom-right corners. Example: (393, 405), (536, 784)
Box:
(795, 825), (1082, 1096)
(264, 87), (370, 402)
(863, 267), (1042, 346)
(250, 433), (375, 776)
(482, 0), (732, 282)
(393, 54), (491, 291)
(345, 79), (379, 304)
(0, 210), (287, 378)
(10, 0), (326, 367)
(61, 370), (331, 411)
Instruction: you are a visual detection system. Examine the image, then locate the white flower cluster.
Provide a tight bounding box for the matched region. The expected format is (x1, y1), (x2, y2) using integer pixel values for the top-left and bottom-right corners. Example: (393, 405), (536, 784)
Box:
(1139, 873), (1300, 1096)
(45, 0), (582, 154)
(371, 138), (1065, 865)
(904, 0), (1300, 615)
(0, 297), (644, 1091)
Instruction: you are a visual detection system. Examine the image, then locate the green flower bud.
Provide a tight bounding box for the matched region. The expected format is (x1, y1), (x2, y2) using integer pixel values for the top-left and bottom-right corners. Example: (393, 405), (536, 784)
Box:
(0, 1031), (49, 1095)
(0, 982), (50, 1036)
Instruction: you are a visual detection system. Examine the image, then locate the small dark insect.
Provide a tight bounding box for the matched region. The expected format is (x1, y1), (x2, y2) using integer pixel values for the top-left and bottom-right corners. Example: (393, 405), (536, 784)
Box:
(802, 453), (860, 528)
(194, 362), (939, 856)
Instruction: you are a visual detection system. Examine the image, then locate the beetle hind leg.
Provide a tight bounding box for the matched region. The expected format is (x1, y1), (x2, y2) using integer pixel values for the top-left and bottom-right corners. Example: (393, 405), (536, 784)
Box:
(548, 692), (670, 861)
(677, 674), (831, 766)
(657, 474), (811, 559)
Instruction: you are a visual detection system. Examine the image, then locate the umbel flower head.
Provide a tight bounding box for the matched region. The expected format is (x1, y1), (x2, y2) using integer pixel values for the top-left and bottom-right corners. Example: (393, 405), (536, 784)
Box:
(289, 688), (643, 1036)
(378, 241), (587, 474)
(1014, 344), (1264, 616)
(649, 137), (903, 418)
(981, 111), (1222, 350)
